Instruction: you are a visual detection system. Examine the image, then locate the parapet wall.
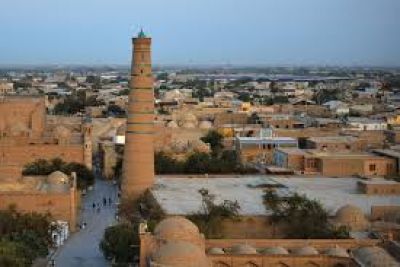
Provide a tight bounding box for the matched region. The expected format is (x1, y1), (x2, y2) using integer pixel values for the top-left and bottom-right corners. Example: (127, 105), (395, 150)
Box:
(0, 190), (79, 231)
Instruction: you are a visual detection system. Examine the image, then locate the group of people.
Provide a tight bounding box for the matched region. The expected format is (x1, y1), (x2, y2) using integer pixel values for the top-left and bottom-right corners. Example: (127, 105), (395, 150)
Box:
(92, 197), (113, 213)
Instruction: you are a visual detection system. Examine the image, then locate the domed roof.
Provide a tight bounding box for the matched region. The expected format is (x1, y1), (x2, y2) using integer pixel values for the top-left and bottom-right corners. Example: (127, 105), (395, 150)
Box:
(353, 247), (398, 266)
(336, 205), (364, 219)
(189, 140), (210, 153)
(47, 171), (69, 185)
(198, 120), (212, 129)
(181, 122), (197, 129)
(207, 247), (224, 255)
(335, 204), (368, 230)
(292, 246), (319, 256)
(182, 113), (198, 123)
(47, 171), (70, 192)
(326, 246), (349, 258)
(166, 120), (179, 128)
(262, 247), (289, 255)
(152, 241), (209, 267)
(53, 125), (72, 140)
(230, 244), (257, 255)
(154, 217), (200, 243)
(9, 122), (30, 136)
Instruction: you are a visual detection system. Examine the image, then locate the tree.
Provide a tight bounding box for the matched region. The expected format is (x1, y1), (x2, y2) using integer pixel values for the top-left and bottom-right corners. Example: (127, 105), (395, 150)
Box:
(155, 152), (184, 174)
(270, 81), (279, 93)
(100, 224), (138, 266)
(106, 104), (126, 118)
(201, 130), (224, 155)
(22, 158), (94, 190)
(0, 208), (55, 266)
(263, 191), (349, 239)
(184, 152), (212, 174)
(187, 189), (240, 238)
(210, 150), (238, 173)
(238, 93), (251, 102)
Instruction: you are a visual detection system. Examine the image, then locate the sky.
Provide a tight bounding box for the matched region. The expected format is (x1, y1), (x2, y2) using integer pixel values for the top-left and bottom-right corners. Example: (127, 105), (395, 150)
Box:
(0, 0), (399, 66)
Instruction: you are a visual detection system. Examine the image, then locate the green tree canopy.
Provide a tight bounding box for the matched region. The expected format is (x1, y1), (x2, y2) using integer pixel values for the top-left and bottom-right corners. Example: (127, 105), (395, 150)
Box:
(263, 191), (349, 239)
(22, 158), (94, 189)
(200, 130), (224, 155)
(100, 224), (138, 266)
(0, 208), (55, 266)
(187, 189), (240, 238)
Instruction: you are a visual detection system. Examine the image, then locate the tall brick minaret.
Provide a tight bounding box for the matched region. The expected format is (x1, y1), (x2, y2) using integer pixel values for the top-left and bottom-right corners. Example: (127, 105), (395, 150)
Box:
(122, 29), (155, 199)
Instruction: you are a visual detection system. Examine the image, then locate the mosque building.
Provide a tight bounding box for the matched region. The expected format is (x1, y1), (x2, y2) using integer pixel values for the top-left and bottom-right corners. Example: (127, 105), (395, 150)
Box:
(120, 31), (400, 267)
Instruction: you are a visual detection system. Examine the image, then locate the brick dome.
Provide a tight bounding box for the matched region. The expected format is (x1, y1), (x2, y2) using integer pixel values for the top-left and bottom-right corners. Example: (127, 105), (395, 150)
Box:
(262, 246), (289, 255)
(207, 247), (225, 255)
(335, 204), (368, 231)
(48, 171), (69, 184)
(151, 241), (209, 267)
(47, 171), (70, 192)
(326, 246), (349, 257)
(353, 246), (398, 266)
(54, 125), (71, 138)
(230, 244), (257, 255)
(198, 120), (212, 129)
(9, 122), (30, 136)
(154, 217), (200, 244)
(292, 246), (319, 255)
(166, 120), (179, 128)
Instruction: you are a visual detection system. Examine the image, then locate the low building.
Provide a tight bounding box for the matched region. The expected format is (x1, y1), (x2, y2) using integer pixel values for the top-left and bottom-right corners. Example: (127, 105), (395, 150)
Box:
(214, 112), (248, 127)
(347, 117), (388, 131)
(0, 171), (79, 232)
(236, 136), (298, 164)
(322, 100), (349, 116)
(305, 136), (363, 152)
(273, 148), (396, 177)
(140, 217), (377, 267)
(357, 180), (400, 195)
(257, 114), (305, 129)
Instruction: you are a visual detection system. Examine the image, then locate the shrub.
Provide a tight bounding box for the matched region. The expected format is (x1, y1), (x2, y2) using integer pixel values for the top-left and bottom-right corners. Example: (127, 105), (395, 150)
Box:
(22, 158), (94, 190)
(187, 189), (240, 238)
(263, 191), (350, 239)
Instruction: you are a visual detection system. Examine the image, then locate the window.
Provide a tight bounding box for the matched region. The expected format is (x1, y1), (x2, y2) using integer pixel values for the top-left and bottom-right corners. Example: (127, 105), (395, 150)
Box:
(369, 164), (376, 172)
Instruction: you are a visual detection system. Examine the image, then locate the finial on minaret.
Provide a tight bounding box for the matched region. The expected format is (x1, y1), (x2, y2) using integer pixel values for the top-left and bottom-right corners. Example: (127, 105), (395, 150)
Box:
(138, 28), (146, 38)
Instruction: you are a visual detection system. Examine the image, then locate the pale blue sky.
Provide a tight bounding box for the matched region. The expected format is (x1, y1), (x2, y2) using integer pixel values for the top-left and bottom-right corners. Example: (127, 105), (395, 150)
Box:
(0, 0), (399, 66)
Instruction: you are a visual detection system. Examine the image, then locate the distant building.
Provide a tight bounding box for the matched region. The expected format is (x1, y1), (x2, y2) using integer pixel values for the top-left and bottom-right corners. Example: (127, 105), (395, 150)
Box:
(347, 117), (387, 131)
(0, 96), (92, 180)
(236, 135), (298, 163)
(273, 148), (396, 177)
(0, 171), (79, 232)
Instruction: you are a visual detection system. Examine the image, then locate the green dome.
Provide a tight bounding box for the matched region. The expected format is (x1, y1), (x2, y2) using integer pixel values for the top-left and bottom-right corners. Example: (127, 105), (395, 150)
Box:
(138, 29), (146, 38)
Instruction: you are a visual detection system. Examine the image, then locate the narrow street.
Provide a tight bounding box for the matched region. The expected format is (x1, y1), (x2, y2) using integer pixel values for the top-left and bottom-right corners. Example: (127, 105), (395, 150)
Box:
(54, 175), (118, 267)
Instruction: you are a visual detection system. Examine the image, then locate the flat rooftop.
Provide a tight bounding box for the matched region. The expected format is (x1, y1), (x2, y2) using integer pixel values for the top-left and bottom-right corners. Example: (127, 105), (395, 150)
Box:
(308, 136), (357, 143)
(237, 137), (297, 144)
(277, 177), (400, 215)
(153, 176), (400, 217)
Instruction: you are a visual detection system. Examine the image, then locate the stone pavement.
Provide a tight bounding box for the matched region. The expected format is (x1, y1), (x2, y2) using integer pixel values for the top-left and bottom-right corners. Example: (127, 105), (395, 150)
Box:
(54, 177), (118, 267)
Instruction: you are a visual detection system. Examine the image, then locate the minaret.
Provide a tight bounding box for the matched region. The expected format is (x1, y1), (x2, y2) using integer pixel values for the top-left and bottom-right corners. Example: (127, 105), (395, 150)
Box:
(122, 29), (155, 199)
(83, 117), (93, 170)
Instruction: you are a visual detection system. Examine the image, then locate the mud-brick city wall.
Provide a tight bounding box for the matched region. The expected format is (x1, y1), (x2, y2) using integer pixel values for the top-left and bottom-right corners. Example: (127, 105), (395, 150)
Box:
(0, 144), (84, 180)
(0, 191), (79, 231)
